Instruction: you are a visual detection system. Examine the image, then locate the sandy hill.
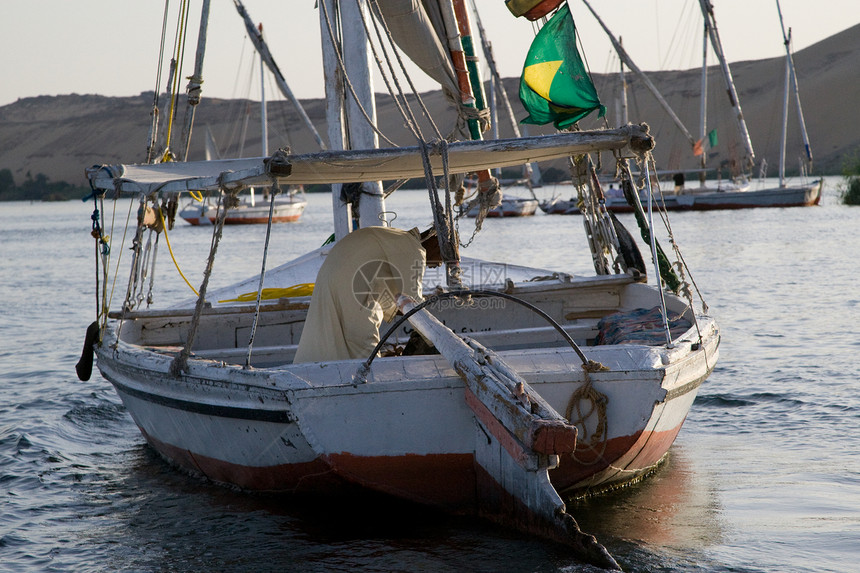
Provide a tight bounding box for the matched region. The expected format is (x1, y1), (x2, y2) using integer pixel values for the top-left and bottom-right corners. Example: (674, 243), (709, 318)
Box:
(1, 23), (858, 189)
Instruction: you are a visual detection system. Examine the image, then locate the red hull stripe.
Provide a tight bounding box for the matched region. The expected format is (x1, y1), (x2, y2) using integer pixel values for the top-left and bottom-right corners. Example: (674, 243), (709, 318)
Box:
(139, 418), (681, 503)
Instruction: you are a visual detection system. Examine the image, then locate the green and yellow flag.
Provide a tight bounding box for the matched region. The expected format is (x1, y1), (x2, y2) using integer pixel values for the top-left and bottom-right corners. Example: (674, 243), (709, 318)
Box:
(519, 3), (605, 129)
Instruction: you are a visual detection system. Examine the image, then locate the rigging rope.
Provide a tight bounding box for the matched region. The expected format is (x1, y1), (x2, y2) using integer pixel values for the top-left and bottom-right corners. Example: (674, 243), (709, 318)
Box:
(123, 199), (148, 312)
(161, 0), (192, 162)
(170, 186), (230, 377)
(620, 160), (681, 293)
(644, 155), (709, 352)
(108, 189), (137, 344)
(244, 183), (280, 369)
(360, 2), (432, 143)
(319, 0), (397, 147)
(643, 159), (674, 347)
(147, 0), (173, 163)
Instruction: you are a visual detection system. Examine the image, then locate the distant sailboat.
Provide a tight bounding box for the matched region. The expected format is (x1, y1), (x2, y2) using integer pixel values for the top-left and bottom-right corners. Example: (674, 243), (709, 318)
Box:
(180, 3), (310, 226)
(545, 0), (821, 214)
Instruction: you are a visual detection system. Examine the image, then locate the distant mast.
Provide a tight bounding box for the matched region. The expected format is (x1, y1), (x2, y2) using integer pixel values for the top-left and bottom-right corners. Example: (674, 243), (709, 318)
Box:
(179, 0), (211, 162)
(697, 0), (755, 173)
(582, 0), (696, 150)
(259, 23), (268, 158)
(618, 38), (628, 126)
(776, 0), (813, 185)
(232, 0), (326, 151)
(699, 24), (708, 185)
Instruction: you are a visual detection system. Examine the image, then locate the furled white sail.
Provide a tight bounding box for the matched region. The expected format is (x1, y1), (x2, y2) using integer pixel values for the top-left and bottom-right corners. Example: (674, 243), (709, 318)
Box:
(87, 126), (651, 195)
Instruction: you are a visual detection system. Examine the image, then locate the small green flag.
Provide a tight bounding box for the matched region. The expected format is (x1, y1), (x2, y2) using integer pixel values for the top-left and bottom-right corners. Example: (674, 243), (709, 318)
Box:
(519, 3), (605, 129)
(708, 128), (718, 148)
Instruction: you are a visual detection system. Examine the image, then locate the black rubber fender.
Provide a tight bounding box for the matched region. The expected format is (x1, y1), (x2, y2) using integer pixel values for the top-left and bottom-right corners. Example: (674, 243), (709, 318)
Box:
(75, 321), (100, 381)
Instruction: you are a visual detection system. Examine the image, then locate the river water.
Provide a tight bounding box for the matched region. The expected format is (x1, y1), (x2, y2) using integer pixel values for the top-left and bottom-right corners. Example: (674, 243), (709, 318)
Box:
(1, 177), (857, 572)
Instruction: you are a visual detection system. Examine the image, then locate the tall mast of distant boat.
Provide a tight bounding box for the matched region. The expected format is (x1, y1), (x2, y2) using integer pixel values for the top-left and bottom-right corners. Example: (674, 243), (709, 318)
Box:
(775, 0), (813, 188)
(251, 23), (267, 208)
(232, 0), (327, 151)
(581, 0), (697, 152)
(259, 23), (268, 159)
(698, 23), (708, 185)
(697, 0), (755, 175)
(618, 38), (628, 126)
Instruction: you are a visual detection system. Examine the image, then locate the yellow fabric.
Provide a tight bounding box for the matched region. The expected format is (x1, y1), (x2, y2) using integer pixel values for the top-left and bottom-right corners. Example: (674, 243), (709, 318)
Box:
(523, 59), (563, 100)
(218, 283), (315, 303)
(293, 227), (426, 363)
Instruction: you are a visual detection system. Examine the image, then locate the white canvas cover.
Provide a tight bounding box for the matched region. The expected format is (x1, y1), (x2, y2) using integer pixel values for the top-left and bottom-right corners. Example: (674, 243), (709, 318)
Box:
(292, 226), (427, 363)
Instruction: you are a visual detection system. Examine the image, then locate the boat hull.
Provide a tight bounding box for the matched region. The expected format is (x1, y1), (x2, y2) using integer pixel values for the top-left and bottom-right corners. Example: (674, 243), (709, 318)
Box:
(180, 199), (307, 225)
(542, 179), (822, 214)
(95, 313), (718, 506)
(467, 198), (539, 218)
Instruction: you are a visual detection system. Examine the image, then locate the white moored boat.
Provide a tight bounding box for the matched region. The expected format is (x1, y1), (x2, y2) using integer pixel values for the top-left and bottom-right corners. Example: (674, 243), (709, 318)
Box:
(77, 2), (719, 569)
(179, 189), (307, 225)
(466, 196), (539, 217)
(540, 0), (822, 217)
(541, 178), (822, 214)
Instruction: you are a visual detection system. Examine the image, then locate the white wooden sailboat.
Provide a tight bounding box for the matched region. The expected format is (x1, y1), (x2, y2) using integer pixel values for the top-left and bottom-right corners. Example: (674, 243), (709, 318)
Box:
(542, 177), (821, 214)
(78, 2), (720, 569)
(179, 189), (307, 225)
(464, 195), (539, 217)
(463, 0), (541, 220)
(545, 0), (821, 215)
(179, 2), (316, 226)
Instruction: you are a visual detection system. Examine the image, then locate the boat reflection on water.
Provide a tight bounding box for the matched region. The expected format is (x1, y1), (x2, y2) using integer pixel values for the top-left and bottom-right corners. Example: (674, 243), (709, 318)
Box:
(97, 442), (724, 571)
(570, 444), (723, 550)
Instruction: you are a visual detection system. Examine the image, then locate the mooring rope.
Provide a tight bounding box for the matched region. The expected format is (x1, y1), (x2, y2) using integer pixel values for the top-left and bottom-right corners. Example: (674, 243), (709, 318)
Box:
(565, 370), (609, 465)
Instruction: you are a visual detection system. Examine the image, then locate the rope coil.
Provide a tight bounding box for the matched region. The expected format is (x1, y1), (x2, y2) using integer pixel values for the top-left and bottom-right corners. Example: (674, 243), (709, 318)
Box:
(565, 368), (609, 465)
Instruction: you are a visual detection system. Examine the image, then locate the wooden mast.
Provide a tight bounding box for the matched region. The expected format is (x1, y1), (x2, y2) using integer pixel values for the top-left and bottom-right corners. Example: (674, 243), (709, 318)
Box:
(776, 0), (813, 184)
(319, 0), (386, 239)
(582, 0), (697, 151)
(697, 0), (756, 172)
(179, 0), (211, 162)
(443, 0), (495, 190)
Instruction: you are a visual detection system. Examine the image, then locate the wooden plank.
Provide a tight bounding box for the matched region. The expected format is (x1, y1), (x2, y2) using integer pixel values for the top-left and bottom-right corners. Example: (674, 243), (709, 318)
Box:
(397, 297), (578, 458)
(108, 300), (308, 320)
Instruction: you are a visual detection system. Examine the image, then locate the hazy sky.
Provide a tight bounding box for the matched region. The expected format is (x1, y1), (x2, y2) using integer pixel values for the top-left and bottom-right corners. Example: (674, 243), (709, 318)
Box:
(1, 0), (854, 107)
